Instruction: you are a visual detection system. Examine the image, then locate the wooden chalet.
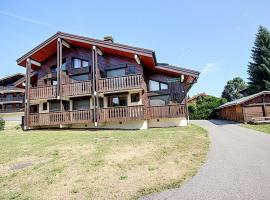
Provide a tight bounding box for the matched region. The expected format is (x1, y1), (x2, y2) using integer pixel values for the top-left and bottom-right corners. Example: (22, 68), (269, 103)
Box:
(17, 32), (199, 130)
(217, 91), (270, 122)
(0, 73), (25, 115)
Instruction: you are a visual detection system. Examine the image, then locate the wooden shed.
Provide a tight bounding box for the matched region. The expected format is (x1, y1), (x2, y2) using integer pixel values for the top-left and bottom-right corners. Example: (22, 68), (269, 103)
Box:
(217, 91), (270, 122)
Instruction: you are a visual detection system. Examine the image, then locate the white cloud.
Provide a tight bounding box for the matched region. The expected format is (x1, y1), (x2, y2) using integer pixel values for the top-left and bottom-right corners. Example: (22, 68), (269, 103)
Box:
(201, 62), (221, 75)
(0, 10), (59, 29)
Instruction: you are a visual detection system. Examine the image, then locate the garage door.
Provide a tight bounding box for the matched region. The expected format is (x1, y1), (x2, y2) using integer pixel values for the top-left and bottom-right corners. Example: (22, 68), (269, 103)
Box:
(244, 106), (264, 121)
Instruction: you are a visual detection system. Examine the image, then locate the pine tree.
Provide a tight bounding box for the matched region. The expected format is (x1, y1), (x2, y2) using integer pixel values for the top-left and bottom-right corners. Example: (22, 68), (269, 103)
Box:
(247, 26), (270, 94)
(221, 77), (247, 101)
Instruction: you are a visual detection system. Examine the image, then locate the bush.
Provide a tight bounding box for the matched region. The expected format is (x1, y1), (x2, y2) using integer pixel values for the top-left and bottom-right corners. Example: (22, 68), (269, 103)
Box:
(0, 117), (5, 131)
(188, 96), (227, 120)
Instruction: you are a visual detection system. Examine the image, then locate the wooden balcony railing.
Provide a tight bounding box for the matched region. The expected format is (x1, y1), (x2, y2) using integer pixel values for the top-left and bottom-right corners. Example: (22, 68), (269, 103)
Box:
(29, 110), (93, 127)
(98, 105), (145, 122)
(62, 81), (92, 97)
(148, 104), (186, 119)
(98, 74), (142, 93)
(28, 105), (186, 127)
(30, 85), (57, 100)
(0, 97), (24, 103)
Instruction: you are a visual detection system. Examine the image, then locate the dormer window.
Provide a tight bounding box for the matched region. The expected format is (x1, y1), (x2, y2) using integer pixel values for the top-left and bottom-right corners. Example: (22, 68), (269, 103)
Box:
(149, 80), (168, 91)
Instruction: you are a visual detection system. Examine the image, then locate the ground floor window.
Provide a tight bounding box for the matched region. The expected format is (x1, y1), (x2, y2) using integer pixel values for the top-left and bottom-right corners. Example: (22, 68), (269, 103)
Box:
(73, 98), (90, 110)
(108, 95), (127, 107)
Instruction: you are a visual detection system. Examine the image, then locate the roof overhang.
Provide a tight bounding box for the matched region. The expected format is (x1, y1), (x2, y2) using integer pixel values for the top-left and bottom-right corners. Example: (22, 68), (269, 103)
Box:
(217, 91), (270, 109)
(16, 32), (157, 69)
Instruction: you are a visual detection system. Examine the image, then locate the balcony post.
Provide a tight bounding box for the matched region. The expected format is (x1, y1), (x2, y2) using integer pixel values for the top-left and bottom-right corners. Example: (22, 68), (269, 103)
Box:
(57, 38), (62, 99)
(92, 46), (97, 126)
(24, 58), (31, 130)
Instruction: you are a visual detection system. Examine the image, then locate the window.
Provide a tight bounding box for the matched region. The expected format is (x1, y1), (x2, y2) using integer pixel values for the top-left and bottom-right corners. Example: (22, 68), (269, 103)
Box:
(128, 65), (136, 74)
(50, 65), (57, 73)
(108, 95), (127, 107)
(72, 58), (89, 68)
(160, 83), (168, 90)
(131, 93), (140, 103)
(73, 99), (90, 110)
(61, 58), (66, 71)
(42, 102), (48, 111)
(52, 80), (58, 86)
(99, 98), (104, 108)
(150, 95), (169, 106)
(149, 80), (159, 91)
(30, 105), (38, 113)
(106, 68), (126, 77)
(149, 80), (168, 91)
(71, 74), (89, 81)
(49, 101), (60, 112)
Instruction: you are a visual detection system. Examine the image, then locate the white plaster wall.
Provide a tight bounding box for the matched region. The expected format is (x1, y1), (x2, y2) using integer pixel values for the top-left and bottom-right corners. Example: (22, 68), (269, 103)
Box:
(148, 117), (187, 128)
(128, 91), (142, 106)
(38, 100), (49, 113)
(99, 120), (148, 130)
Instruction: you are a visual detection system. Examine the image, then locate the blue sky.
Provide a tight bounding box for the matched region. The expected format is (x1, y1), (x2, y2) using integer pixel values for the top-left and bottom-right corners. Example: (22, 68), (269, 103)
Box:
(0, 0), (269, 97)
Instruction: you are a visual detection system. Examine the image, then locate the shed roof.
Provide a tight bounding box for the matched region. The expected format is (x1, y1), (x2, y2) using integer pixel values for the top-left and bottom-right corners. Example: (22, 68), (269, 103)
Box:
(217, 91), (270, 109)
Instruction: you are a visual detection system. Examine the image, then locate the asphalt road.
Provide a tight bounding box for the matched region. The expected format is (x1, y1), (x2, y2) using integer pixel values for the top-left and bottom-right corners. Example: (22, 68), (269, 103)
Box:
(142, 120), (270, 200)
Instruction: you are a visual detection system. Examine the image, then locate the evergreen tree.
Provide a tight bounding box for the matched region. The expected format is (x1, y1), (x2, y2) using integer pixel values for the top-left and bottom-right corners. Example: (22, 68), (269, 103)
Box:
(247, 26), (270, 94)
(221, 77), (247, 101)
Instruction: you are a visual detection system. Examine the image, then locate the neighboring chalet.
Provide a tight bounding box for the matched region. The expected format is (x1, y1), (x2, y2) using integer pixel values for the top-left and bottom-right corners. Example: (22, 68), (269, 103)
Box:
(17, 32), (199, 130)
(0, 73), (25, 120)
(187, 93), (209, 104)
(217, 91), (270, 122)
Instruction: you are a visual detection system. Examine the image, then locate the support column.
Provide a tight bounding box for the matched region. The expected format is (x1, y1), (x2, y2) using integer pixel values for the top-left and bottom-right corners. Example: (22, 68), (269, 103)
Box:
(57, 38), (62, 100)
(24, 58), (31, 130)
(92, 46), (97, 126)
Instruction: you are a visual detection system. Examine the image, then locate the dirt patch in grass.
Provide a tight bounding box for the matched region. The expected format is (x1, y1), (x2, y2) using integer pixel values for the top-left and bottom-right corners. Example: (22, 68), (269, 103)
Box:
(0, 123), (209, 200)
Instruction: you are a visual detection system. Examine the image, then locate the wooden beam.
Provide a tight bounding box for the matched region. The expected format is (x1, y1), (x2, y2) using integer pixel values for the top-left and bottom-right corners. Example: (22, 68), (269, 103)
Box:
(24, 58), (31, 130)
(134, 54), (141, 65)
(96, 47), (103, 56)
(30, 59), (41, 67)
(62, 39), (70, 48)
(57, 38), (62, 99)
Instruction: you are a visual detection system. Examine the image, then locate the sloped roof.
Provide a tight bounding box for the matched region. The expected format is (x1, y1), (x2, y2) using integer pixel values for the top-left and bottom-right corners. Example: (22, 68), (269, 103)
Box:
(0, 73), (24, 86)
(217, 91), (270, 109)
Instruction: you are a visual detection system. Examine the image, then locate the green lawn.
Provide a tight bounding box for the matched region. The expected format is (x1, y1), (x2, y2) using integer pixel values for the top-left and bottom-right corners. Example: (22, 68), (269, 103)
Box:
(0, 122), (209, 200)
(242, 124), (270, 134)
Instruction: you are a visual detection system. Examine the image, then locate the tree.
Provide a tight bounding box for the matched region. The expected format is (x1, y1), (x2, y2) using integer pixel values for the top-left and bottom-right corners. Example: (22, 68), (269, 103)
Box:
(188, 96), (227, 120)
(221, 77), (247, 101)
(247, 25), (270, 94)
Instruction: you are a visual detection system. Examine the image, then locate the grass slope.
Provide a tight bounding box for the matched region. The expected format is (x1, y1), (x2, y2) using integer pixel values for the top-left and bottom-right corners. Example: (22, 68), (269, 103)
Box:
(242, 124), (270, 134)
(0, 122), (209, 200)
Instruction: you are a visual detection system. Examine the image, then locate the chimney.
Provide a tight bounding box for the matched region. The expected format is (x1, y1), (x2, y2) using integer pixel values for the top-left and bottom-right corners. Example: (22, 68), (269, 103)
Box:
(103, 36), (114, 43)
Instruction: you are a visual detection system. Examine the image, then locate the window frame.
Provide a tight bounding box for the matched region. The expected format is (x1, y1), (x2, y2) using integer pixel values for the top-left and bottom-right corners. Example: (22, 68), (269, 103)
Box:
(149, 80), (169, 91)
(131, 93), (140, 103)
(72, 58), (89, 69)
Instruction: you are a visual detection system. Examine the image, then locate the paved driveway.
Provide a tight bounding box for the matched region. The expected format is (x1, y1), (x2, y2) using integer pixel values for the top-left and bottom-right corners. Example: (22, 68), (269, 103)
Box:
(142, 120), (270, 200)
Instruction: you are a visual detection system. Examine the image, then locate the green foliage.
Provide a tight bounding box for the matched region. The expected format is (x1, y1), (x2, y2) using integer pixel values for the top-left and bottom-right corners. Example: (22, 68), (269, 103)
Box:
(221, 77), (247, 101)
(188, 96), (227, 120)
(247, 25), (270, 94)
(0, 117), (5, 131)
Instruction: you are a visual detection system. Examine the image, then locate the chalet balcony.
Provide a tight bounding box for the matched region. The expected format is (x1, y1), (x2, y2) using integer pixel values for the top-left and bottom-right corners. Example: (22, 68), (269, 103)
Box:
(98, 74), (143, 93)
(98, 105), (145, 122)
(30, 85), (57, 100)
(0, 97), (24, 103)
(62, 80), (92, 97)
(0, 86), (24, 94)
(29, 110), (93, 127)
(148, 104), (186, 119)
(28, 104), (186, 127)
